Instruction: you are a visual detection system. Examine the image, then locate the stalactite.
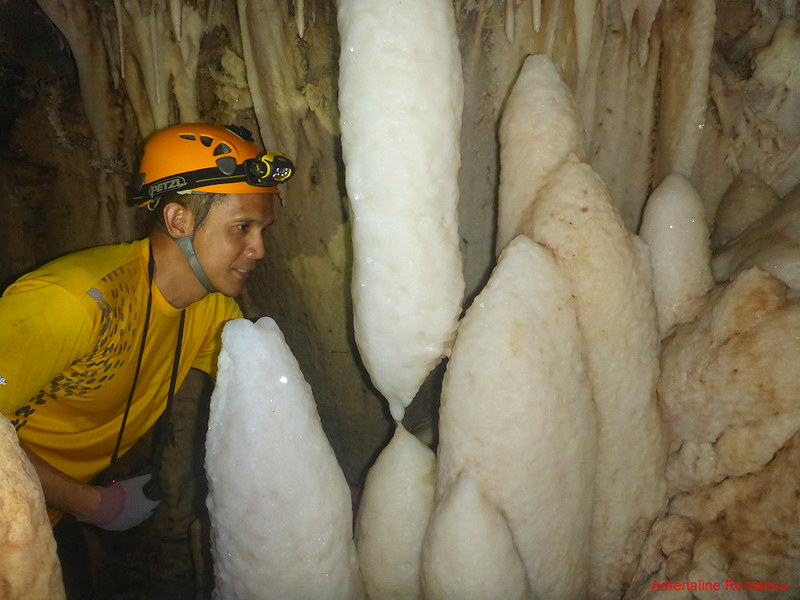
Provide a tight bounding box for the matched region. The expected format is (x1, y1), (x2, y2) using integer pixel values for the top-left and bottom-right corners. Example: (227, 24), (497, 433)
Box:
(113, 0), (124, 83)
(206, 0), (217, 32)
(296, 0), (305, 38)
(169, 0), (182, 42)
(113, 0), (204, 134)
(620, 0), (662, 65)
(338, 0), (465, 421)
(34, 0), (133, 242)
(505, 0), (515, 42)
(586, 0), (661, 231)
(98, 4), (120, 90)
(36, 0), (118, 160)
(149, 7), (161, 106)
(573, 0), (597, 85)
(654, 0), (717, 186)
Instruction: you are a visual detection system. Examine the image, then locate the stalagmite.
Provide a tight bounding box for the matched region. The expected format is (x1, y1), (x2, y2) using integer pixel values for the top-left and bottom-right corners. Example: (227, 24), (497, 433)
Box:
(711, 171), (780, 250)
(0, 416), (65, 600)
(434, 235), (596, 600)
(639, 173), (713, 338)
(337, 0), (465, 421)
(529, 156), (667, 600)
(205, 318), (363, 600)
(496, 52), (665, 594)
(421, 475), (529, 600)
(712, 185), (800, 291)
(354, 425), (435, 600)
(496, 54), (586, 253)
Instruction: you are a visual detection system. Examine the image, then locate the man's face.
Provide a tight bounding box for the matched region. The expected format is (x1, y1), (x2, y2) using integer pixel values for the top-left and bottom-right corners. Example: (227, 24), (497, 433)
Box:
(192, 193), (276, 297)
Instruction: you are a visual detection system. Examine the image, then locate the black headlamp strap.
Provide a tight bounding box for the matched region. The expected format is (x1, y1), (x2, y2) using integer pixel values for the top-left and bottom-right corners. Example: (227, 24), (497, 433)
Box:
(132, 152), (294, 204)
(110, 243), (186, 466)
(132, 166), (242, 204)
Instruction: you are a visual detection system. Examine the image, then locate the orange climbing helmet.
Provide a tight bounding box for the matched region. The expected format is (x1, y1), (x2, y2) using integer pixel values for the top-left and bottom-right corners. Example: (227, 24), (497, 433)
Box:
(131, 123), (294, 208)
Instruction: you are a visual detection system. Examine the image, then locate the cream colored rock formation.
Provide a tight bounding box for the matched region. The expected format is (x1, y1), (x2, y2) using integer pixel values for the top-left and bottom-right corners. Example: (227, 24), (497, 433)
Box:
(0, 416), (65, 600)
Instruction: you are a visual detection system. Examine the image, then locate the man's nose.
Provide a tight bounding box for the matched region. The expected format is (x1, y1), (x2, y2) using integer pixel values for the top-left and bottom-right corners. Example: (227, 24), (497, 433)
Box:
(246, 234), (266, 260)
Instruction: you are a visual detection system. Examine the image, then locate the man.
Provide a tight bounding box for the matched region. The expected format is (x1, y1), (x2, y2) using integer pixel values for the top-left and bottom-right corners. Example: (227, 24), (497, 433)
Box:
(0, 123), (293, 595)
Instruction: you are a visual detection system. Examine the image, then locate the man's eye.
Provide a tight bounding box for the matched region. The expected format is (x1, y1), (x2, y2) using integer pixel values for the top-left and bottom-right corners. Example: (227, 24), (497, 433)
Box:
(236, 224), (250, 232)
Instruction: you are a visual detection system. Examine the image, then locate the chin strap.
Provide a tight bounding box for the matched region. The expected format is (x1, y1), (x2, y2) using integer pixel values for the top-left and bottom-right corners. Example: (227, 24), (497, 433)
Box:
(175, 235), (217, 293)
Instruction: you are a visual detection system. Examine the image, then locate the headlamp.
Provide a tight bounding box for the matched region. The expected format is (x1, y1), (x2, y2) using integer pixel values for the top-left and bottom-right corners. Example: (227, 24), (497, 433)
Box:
(245, 152), (295, 187)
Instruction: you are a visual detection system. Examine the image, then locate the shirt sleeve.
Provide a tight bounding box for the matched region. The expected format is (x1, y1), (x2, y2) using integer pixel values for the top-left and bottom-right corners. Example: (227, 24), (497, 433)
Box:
(190, 298), (244, 381)
(0, 283), (92, 417)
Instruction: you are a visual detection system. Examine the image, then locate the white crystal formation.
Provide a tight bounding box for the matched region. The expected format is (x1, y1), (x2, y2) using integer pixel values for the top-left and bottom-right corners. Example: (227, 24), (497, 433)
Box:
(205, 317), (363, 600)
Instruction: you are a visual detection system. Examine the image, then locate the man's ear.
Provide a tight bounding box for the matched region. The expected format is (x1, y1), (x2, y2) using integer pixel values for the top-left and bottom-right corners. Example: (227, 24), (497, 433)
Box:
(162, 202), (196, 238)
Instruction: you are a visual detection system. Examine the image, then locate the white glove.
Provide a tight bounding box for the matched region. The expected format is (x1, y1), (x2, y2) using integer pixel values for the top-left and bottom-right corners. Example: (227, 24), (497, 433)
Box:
(79, 473), (161, 531)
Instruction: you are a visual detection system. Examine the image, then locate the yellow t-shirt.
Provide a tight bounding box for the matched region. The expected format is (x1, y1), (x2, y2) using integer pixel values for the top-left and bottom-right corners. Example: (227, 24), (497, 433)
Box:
(0, 239), (242, 498)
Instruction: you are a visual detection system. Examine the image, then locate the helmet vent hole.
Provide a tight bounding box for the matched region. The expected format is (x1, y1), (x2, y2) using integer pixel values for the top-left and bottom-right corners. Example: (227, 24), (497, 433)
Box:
(200, 136), (213, 147)
(215, 156), (238, 176)
(213, 143), (232, 156)
(179, 134), (196, 141)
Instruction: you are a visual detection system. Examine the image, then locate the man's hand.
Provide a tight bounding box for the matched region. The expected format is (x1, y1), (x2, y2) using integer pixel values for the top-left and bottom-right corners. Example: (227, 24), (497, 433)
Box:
(79, 473), (161, 531)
